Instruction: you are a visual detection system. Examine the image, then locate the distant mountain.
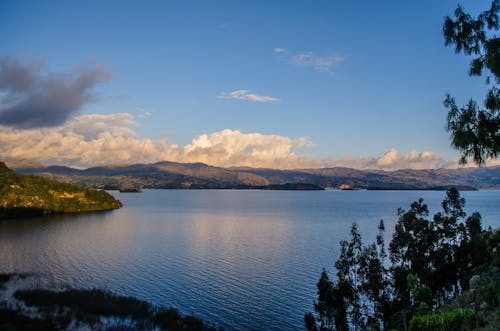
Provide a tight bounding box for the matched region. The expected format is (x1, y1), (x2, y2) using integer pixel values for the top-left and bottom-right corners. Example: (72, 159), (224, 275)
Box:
(0, 162), (122, 218)
(3, 159), (45, 169)
(12, 161), (267, 189)
(9, 160), (500, 190)
(232, 166), (499, 190)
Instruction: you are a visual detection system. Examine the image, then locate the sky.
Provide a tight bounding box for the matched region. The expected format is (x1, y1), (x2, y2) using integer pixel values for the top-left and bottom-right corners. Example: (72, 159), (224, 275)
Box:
(0, 0), (497, 170)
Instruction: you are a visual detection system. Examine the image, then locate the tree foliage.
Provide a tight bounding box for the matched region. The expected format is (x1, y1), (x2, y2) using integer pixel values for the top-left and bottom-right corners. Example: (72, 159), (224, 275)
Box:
(306, 222), (390, 331)
(305, 189), (498, 330)
(443, 0), (500, 165)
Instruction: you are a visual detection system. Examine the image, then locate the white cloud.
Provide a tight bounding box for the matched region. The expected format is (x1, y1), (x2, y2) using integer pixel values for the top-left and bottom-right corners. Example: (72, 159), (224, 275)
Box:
(316, 149), (455, 171)
(66, 113), (137, 139)
(0, 114), (303, 168)
(274, 48), (345, 74)
(374, 149), (451, 170)
(179, 129), (312, 168)
(136, 107), (152, 118)
(0, 113), (177, 167)
(0, 112), (474, 170)
(217, 90), (280, 103)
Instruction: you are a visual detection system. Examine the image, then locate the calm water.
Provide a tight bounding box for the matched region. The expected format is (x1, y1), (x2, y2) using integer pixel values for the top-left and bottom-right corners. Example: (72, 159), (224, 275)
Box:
(1, 190), (499, 330)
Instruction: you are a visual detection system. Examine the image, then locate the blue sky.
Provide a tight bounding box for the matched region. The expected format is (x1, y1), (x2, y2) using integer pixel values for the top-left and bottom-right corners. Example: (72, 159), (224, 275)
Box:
(0, 1), (495, 169)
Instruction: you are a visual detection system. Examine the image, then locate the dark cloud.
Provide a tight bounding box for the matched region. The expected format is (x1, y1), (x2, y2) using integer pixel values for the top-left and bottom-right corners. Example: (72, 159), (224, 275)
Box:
(0, 57), (111, 129)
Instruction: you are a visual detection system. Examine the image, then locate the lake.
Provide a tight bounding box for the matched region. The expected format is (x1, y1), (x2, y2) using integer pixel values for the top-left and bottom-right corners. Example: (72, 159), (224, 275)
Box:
(1, 189), (499, 330)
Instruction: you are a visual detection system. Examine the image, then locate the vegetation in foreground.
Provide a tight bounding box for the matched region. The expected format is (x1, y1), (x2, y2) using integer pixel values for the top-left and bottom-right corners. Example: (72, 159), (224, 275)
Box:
(0, 274), (220, 331)
(306, 2), (500, 328)
(443, 0), (499, 166)
(0, 161), (122, 218)
(305, 188), (500, 331)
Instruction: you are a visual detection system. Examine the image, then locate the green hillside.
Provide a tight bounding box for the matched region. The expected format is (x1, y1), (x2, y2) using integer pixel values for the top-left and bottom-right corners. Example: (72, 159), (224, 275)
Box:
(0, 162), (121, 218)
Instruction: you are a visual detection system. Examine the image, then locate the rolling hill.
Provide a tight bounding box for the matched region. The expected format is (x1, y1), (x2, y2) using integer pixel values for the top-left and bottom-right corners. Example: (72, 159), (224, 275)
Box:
(6, 160), (500, 191)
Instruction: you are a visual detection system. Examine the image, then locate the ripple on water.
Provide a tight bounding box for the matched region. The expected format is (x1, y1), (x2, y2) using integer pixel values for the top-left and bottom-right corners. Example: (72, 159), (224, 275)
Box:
(0, 190), (499, 330)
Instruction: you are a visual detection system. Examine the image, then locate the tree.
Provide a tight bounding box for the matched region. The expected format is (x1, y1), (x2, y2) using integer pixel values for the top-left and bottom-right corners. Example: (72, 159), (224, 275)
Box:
(430, 188), (466, 300)
(305, 224), (363, 331)
(407, 274), (433, 316)
(358, 220), (390, 329)
(306, 223), (390, 331)
(306, 189), (495, 330)
(305, 270), (344, 331)
(443, 0), (500, 165)
(335, 223), (363, 330)
(389, 198), (435, 308)
(307, 3), (500, 328)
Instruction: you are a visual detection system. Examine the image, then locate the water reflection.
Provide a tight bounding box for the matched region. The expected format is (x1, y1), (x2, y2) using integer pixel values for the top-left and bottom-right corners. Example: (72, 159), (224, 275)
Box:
(0, 190), (499, 330)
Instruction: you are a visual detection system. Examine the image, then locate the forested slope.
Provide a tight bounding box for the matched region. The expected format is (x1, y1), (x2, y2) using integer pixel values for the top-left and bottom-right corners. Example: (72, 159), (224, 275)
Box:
(0, 162), (121, 217)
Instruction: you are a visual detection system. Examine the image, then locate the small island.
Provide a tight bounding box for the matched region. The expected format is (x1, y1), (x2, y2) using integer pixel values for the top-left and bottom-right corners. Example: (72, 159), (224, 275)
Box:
(0, 162), (122, 218)
(119, 187), (143, 193)
(255, 183), (324, 191)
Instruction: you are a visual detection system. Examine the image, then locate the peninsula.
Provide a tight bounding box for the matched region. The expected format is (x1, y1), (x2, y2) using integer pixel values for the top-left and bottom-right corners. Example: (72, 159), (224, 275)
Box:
(0, 162), (121, 218)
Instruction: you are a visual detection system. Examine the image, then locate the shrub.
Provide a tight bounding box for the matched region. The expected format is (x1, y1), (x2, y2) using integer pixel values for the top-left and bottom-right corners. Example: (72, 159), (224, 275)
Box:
(409, 308), (475, 331)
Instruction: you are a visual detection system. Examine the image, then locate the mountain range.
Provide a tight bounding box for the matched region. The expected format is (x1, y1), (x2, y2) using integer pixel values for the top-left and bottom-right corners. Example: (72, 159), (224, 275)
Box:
(5, 160), (500, 190)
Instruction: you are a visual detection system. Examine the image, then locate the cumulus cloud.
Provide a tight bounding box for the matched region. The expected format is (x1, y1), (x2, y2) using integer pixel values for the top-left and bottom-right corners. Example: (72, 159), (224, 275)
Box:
(0, 112), (467, 170)
(217, 90), (280, 102)
(321, 149), (456, 170)
(0, 57), (111, 129)
(273, 48), (345, 74)
(179, 129), (313, 168)
(0, 113), (180, 167)
(374, 148), (448, 169)
(65, 113), (138, 140)
(0, 115), (307, 168)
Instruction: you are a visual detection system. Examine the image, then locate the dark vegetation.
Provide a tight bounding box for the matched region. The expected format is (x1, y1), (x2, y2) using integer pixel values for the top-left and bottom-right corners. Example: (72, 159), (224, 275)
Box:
(0, 161), (121, 218)
(0, 273), (30, 285)
(15, 289), (152, 320)
(443, 0), (500, 165)
(305, 188), (500, 330)
(0, 310), (56, 331)
(0, 279), (220, 331)
(306, 2), (500, 329)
